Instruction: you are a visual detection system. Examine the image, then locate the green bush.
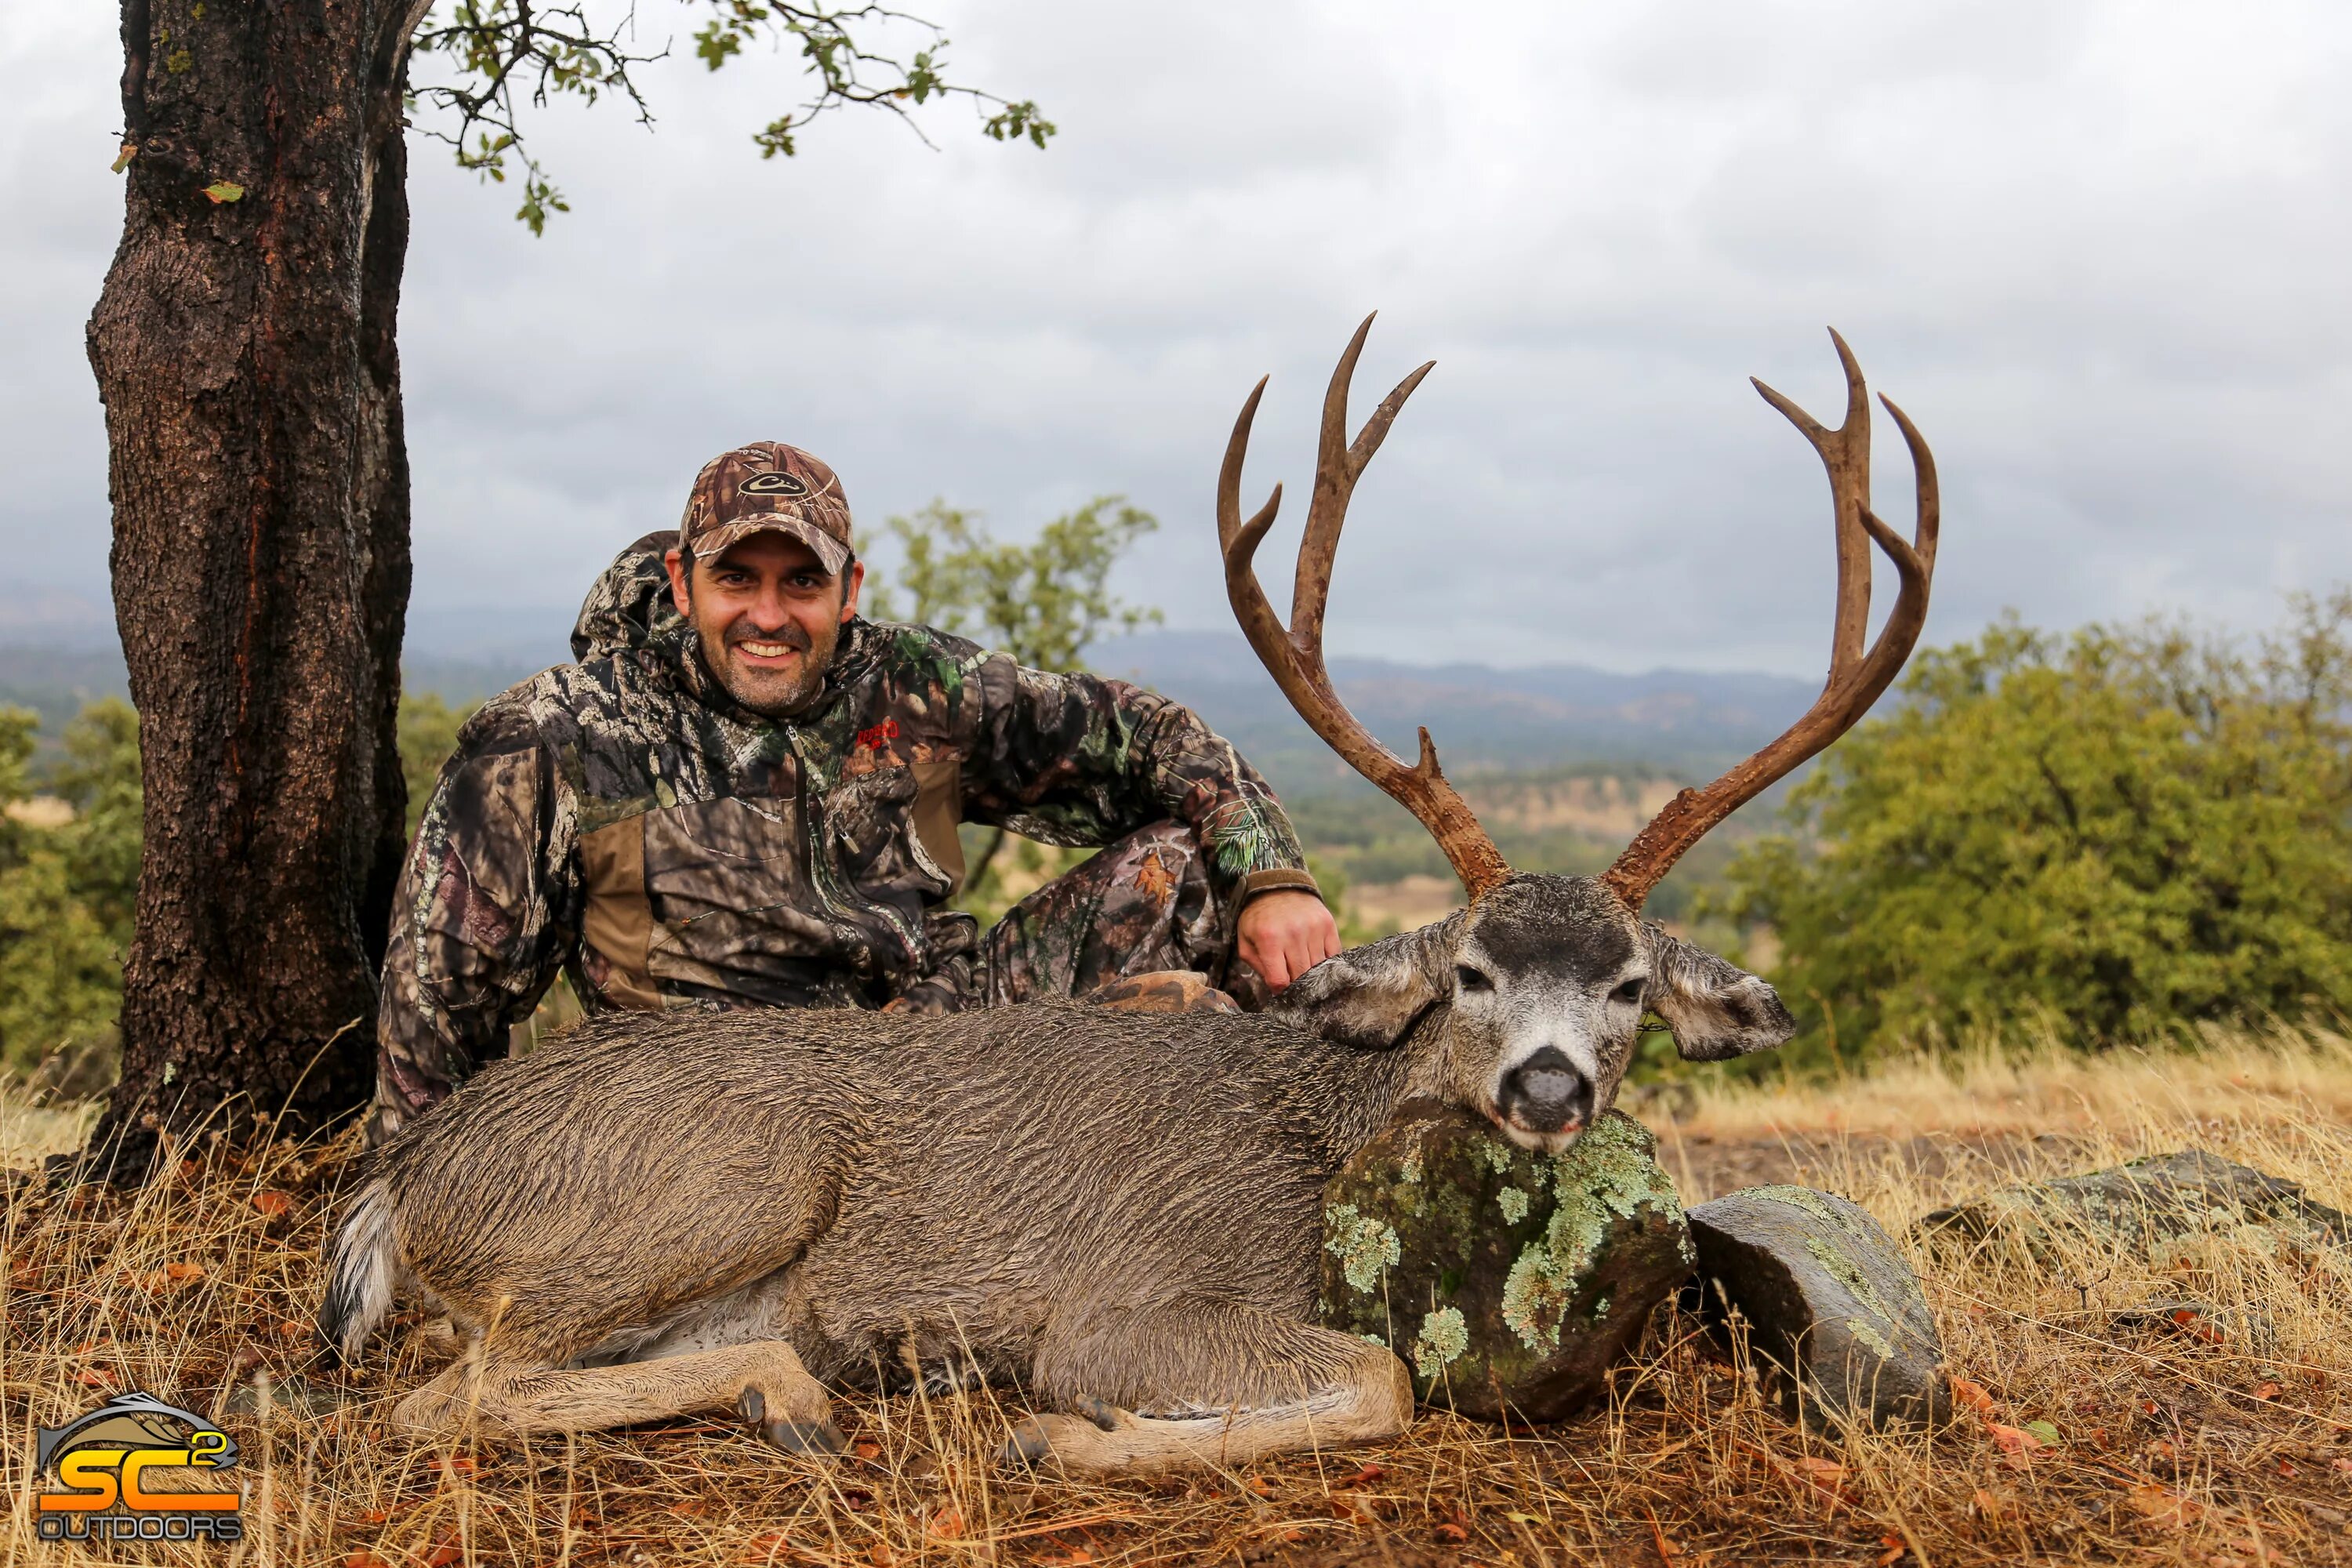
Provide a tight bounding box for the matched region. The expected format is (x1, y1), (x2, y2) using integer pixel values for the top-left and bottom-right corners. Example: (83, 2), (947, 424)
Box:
(399, 690), (481, 835)
(0, 699), (140, 1078)
(1719, 600), (2352, 1065)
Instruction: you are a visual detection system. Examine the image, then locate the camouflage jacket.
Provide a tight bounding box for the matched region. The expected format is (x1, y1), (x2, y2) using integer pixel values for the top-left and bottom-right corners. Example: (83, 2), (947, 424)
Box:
(375, 535), (1315, 1116)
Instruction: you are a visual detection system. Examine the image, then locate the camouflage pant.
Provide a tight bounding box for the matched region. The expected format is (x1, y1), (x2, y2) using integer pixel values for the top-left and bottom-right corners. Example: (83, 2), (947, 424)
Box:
(978, 819), (1263, 1007)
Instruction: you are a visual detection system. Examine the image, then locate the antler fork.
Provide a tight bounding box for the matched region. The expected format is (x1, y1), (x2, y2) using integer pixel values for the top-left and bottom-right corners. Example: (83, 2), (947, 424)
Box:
(1602, 328), (1941, 909)
(1218, 314), (1515, 902)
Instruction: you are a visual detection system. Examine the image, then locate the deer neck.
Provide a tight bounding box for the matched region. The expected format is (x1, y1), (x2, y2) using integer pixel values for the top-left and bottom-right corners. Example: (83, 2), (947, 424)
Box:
(1312, 1004), (1454, 1167)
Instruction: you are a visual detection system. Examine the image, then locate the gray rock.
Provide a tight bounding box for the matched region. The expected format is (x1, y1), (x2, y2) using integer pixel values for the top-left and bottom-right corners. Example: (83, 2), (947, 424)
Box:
(1917, 1149), (2349, 1265)
(1317, 1103), (1694, 1423)
(1685, 1185), (1950, 1430)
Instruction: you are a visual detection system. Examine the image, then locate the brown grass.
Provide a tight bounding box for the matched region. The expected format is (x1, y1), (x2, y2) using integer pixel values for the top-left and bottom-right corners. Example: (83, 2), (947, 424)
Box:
(5, 1029), (2350, 1566)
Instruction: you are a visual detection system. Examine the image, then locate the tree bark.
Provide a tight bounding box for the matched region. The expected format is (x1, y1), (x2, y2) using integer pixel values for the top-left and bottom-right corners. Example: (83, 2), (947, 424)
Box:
(80, 0), (422, 1175)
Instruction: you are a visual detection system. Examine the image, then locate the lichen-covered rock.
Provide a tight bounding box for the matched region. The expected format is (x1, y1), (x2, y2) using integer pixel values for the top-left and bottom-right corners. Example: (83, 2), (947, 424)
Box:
(1917, 1149), (2349, 1265)
(1316, 1102), (1693, 1422)
(1686, 1185), (1949, 1431)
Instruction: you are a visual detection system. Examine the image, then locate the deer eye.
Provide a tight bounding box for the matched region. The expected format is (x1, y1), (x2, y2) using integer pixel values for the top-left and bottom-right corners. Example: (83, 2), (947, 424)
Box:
(1455, 964), (1494, 994)
(1612, 978), (1646, 1005)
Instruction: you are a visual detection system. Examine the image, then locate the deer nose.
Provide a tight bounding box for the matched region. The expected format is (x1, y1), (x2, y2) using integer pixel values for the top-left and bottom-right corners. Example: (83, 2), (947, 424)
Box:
(1498, 1047), (1594, 1134)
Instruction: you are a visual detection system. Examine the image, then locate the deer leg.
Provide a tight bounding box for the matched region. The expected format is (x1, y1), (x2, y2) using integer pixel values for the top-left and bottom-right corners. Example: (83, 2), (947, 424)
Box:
(392, 1339), (843, 1453)
(1010, 1298), (1413, 1473)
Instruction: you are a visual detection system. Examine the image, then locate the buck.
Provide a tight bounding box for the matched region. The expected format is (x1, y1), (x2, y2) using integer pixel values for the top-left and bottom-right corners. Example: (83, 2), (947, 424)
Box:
(323, 320), (1939, 1472)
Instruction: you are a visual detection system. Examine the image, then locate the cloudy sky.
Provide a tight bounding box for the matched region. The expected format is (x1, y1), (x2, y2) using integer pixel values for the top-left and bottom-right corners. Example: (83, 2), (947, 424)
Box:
(4, 1), (2348, 674)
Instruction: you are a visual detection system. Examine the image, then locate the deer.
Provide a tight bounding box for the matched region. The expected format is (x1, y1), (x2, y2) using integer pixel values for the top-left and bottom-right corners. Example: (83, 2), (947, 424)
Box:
(322, 318), (1939, 1473)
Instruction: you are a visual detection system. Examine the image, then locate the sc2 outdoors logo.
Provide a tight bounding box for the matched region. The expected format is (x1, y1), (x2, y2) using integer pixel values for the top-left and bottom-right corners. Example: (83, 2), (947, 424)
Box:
(32, 1389), (244, 1544)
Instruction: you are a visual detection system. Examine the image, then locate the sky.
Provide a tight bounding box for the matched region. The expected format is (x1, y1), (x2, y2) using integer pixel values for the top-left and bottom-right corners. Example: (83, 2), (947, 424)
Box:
(3, 1), (2348, 674)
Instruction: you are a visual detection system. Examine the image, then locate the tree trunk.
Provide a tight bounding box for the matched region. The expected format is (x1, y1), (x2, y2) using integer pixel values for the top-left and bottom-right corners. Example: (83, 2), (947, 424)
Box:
(79, 0), (420, 1176)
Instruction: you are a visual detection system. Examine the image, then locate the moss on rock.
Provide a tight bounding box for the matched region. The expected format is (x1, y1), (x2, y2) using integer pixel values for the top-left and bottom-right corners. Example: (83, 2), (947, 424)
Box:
(1318, 1102), (1694, 1422)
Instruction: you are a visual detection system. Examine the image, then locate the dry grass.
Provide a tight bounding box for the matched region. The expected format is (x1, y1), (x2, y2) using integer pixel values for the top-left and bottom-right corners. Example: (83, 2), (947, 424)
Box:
(5, 1029), (2350, 1567)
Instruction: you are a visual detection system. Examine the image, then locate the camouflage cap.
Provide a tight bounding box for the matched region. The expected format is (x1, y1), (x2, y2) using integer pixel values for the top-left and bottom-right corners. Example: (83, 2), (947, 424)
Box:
(678, 442), (854, 575)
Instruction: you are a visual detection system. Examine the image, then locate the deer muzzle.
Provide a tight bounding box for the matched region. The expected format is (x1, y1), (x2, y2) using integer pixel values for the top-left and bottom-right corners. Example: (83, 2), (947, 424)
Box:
(1495, 1046), (1595, 1141)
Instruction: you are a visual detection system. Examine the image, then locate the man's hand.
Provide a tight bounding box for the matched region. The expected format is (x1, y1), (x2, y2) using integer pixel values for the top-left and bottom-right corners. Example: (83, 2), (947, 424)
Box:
(1236, 889), (1343, 993)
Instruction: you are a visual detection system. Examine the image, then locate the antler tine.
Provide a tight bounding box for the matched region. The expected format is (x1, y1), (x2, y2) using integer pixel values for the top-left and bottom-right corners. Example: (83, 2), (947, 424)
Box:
(1751, 326), (1875, 685)
(1218, 318), (1512, 902)
(1218, 375), (1290, 664)
(1603, 332), (1940, 911)
(1294, 312), (1438, 650)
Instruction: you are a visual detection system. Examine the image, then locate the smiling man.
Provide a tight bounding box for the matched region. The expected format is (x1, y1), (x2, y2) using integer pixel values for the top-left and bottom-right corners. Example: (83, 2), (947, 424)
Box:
(368, 442), (1340, 1142)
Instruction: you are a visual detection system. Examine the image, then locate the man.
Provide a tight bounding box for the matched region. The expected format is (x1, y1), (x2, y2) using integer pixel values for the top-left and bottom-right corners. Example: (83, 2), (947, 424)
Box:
(369, 442), (1341, 1143)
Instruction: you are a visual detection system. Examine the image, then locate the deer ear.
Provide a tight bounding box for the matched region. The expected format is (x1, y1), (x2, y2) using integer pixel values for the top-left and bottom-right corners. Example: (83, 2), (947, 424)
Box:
(1645, 925), (1795, 1062)
(1272, 920), (1457, 1051)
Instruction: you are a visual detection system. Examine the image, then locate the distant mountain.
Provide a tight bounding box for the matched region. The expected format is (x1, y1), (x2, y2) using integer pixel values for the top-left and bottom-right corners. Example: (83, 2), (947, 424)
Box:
(1086, 630), (1817, 795)
(0, 626), (1819, 797)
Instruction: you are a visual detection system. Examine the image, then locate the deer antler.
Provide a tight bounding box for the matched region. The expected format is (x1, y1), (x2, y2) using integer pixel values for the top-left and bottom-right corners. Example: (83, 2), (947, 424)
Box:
(1219, 314), (1515, 902)
(1602, 328), (1940, 909)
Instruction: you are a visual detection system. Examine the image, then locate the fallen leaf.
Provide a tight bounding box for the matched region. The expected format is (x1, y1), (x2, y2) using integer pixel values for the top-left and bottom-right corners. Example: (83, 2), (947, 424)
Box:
(1795, 1455), (1850, 1504)
(2122, 1483), (2201, 1528)
(2022, 1419), (2063, 1447)
(420, 1526), (463, 1566)
(2249, 1381), (2281, 1402)
(1950, 1374), (1996, 1415)
(851, 1439), (882, 1461)
(1348, 1461), (1387, 1485)
(1878, 1534), (1909, 1566)
(927, 1504), (964, 1541)
(1987, 1422), (2044, 1454)
(431, 1455), (476, 1477)
(1242, 1475), (1276, 1497)
(202, 180), (245, 204)
(1504, 1510), (1545, 1526)
(738, 1533), (790, 1564)
(1644, 1504), (1679, 1563)
(165, 1261), (205, 1283)
(78, 1367), (116, 1388)
(1971, 1489), (2007, 1520)
(253, 1189), (292, 1218)
(1433, 1522), (1468, 1543)
(343, 1555), (391, 1568)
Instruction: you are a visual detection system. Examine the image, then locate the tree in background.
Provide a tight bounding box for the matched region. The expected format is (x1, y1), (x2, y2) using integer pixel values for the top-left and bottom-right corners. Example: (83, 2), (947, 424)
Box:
(0, 701), (141, 1083)
(864, 497), (1161, 905)
(1721, 600), (2352, 1066)
(397, 691), (482, 837)
(83, 0), (1051, 1172)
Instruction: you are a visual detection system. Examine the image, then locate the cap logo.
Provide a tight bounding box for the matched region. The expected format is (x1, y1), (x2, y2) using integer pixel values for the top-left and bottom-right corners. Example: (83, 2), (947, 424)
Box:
(739, 471), (809, 499)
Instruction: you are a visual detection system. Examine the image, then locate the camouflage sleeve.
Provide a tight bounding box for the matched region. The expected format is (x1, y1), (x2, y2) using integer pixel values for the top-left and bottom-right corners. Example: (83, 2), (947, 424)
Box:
(964, 656), (1319, 903)
(368, 695), (579, 1142)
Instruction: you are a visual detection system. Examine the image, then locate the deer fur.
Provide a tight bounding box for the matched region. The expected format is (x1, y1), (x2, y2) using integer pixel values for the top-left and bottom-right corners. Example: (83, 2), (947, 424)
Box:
(325, 874), (1789, 1472)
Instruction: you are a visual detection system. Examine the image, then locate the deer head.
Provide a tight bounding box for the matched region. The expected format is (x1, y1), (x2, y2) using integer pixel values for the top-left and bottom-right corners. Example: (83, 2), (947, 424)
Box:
(1243, 318), (1940, 1151)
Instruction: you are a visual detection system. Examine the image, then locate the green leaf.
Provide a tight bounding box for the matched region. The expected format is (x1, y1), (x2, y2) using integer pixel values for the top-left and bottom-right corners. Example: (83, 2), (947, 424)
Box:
(201, 180), (245, 204)
(2022, 1420), (2063, 1446)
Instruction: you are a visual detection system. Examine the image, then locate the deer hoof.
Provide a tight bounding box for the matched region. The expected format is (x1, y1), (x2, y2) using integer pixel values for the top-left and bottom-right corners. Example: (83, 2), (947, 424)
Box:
(1072, 1396), (1125, 1432)
(739, 1388), (845, 1456)
(764, 1417), (848, 1456)
(1004, 1417), (1060, 1468)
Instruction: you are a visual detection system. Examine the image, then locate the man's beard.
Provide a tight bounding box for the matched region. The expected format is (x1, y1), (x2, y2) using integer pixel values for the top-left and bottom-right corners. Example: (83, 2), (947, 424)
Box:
(698, 613), (840, 717)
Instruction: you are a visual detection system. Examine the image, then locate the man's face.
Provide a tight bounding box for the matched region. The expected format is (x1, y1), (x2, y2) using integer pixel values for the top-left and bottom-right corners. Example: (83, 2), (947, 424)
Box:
(665, 533), (865, 717)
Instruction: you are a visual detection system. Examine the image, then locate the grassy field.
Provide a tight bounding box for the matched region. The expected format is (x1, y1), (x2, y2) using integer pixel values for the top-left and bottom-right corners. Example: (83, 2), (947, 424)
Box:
(5, 1029), (2350, 1566)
